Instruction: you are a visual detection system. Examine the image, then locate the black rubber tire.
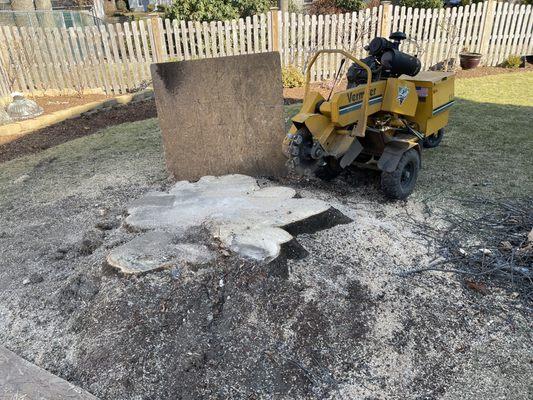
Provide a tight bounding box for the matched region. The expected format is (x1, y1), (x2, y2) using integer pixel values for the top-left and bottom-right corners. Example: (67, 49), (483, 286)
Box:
(315, 157), (343, 181)
(380, 149), (420, 200)
(422, 128), (444, 148)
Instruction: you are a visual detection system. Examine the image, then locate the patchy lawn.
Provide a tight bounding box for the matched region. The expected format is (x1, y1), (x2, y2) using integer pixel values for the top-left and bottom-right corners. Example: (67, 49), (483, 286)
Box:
(420, 72), (533, 199)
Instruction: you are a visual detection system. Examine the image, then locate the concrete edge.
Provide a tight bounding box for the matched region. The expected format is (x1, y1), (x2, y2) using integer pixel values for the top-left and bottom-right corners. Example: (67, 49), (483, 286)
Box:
(0, 89), (154, 142)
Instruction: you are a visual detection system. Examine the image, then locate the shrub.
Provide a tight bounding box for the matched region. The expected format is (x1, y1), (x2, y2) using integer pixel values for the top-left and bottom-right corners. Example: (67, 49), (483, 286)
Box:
(165, 0), (236, 21)
(232, 0), (271, 17)
(282, 65), (305, 88)
(399, 0), (444, 8)
(288, 0), (302, 13)
(309, 0), (344, 14)
(309, 0), (365, 14)
(503, 54), (522, 69)
(164, 0), (270, 22)
(335, 0), (365, 12)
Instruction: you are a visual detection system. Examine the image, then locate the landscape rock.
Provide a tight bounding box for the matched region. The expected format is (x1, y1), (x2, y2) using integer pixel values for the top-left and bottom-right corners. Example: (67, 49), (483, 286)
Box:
(22, 273), (44, 285)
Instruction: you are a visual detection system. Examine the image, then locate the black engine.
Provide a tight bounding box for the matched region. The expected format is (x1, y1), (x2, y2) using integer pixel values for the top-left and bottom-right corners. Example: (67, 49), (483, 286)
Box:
(347, 32), (421, 88)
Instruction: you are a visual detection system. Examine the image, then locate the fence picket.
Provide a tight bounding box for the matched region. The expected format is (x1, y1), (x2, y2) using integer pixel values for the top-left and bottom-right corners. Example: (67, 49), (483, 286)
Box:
(517, 6), (532, 56)
(252, 15), (259, 53)
(21, 27), (41, 91)
(115, 24), (132, 91)
(195, 21), (204, 58)
(216, 21), (225, 57)
(138, 20), (152, 79)
(83, 27), (102, 90)
(209, 21), (218, 58)
(246, 16), (252, 54)
(509, 5), (525, 56)
(502, 4), (520, 61)
(223, 20), (231, 56)
(109, 24), (127, 93)
(259, 13), (264, 51)
(38, 26), (58, 90)
(238, 18), (246, 55)
(67, 27), (87, 92)
(123, 22), (139, 85)
(52, 27), (73, 91)
(316, 14), (324, 80)
(179, 20), (189, 60)
(231, 19), (239, 55)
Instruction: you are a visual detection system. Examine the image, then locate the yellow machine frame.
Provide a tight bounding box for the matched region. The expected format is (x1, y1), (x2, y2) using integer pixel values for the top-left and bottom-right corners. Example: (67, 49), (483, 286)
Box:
(285, 49), (454, 173)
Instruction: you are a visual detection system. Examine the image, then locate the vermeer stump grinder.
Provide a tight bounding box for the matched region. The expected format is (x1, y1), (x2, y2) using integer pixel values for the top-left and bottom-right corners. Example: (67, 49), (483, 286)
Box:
(283, 32), (455, 199)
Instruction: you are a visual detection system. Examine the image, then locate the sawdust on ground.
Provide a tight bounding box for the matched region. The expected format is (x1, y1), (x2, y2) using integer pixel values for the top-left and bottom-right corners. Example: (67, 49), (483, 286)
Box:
(0, 119), (530, 399)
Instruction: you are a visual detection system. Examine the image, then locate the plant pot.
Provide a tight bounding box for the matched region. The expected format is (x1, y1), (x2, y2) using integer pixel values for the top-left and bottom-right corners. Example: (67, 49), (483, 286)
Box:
(526, 55), (533, 65)
(460, 52), (482, 70)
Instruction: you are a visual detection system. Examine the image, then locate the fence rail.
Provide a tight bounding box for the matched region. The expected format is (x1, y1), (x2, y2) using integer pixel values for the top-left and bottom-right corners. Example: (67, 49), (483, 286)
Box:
(0, 0), (531, 97)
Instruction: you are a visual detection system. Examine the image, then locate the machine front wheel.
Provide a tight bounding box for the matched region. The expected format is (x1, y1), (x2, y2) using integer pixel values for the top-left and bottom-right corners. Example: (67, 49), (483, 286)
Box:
(380, 149), (420, 200)
(422, 128), (444, 148)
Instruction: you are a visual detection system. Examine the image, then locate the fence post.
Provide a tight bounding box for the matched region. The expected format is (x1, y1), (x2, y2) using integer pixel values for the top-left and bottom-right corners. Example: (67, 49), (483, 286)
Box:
(151, 17), (165, 63)
(380, 1), (392, 38)
(270, 7), (280, 52)
(479, 0), (496, 64)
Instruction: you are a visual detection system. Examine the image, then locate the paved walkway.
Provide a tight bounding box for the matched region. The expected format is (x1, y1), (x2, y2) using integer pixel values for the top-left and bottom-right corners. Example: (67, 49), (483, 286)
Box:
(0, 346), (98, 400)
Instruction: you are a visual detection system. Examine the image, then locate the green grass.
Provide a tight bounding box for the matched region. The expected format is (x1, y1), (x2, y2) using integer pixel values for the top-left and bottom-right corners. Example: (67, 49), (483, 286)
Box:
(419, 72), (533, 199)
(0, 119), (166, 204)
(285, 72), (533, 200)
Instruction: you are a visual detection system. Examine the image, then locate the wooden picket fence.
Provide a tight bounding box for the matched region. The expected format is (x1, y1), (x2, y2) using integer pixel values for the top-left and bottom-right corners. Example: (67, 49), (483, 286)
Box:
(0, 0), (531, 97)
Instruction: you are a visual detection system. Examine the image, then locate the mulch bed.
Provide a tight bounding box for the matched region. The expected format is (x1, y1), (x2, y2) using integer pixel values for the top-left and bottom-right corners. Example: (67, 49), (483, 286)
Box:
(0, 100), (157, 163)
(37, 94), (110, 115)
(0, 66), (530, 164)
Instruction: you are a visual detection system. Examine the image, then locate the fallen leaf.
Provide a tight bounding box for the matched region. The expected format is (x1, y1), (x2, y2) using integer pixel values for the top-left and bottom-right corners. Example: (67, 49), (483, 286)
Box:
(465, 279), (489, 295)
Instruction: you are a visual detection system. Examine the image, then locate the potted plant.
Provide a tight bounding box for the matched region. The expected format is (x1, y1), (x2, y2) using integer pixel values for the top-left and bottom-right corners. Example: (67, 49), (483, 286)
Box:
(459, 47), (482, 70)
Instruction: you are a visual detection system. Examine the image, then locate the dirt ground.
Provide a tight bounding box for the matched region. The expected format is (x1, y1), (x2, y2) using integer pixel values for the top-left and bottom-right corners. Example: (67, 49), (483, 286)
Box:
(0, 72), (531, 399)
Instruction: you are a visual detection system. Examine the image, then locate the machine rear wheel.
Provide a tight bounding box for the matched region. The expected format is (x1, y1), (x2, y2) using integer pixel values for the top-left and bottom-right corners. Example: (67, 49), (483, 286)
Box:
(422, 128), (444, 148)
(380, 149), (420, 200)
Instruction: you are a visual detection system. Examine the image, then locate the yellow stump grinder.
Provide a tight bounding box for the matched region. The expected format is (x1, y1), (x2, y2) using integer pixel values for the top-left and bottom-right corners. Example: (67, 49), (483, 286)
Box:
(283, 32), (455, 199)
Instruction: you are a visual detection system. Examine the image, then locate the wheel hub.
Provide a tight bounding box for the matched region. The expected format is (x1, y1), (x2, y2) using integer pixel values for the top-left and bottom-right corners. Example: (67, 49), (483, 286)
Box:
(401, 162), (414, 185)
